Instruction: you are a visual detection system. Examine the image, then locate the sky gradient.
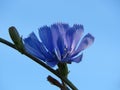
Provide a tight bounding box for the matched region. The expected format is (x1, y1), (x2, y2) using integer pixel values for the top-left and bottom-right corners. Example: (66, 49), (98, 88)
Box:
(0, 0), (120, 90)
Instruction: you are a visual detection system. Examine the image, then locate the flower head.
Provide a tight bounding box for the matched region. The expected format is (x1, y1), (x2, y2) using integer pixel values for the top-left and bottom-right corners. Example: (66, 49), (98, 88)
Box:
(24, 23), (94, 67)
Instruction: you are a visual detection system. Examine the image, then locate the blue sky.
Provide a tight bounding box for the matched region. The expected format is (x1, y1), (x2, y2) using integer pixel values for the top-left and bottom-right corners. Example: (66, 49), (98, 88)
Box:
(0, 0), (120, 90)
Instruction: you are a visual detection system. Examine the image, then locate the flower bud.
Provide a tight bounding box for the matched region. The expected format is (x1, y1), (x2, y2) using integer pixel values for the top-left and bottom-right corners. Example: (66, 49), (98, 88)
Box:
(9, 26), (24, 53)
(47, 75), (62, 88)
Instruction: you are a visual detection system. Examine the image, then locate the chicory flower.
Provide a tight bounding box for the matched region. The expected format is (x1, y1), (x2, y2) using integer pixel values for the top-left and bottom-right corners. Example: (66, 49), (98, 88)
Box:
(24, 23), (94, 67)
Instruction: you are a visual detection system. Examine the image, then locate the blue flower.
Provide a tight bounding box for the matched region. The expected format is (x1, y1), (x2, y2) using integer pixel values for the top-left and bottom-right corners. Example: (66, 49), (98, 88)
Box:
(24, 23), (94, 67)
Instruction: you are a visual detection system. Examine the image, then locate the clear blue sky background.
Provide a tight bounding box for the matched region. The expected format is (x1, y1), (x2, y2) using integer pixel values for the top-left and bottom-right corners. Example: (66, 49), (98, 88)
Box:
(0, 0), (120, 90)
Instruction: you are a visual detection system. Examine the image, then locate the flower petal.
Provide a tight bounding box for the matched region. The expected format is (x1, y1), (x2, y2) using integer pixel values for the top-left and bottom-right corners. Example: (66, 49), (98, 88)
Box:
(56, 23), (69, 49)
(46, 59), (59, 67)
(38, 43), (53, 60)
(50, 24), (60, 48)
(57, 36), (65, 57)
(24, 44), (45, 60)
(24, 32), (46, 60)
(39, 26), (54, 52)
(73, 33), (94, 56)
(66, 24), (84, 53)
(54, 48), (61, 61)
(51, 23), (69, 48)
(69, 53), (83, 63)
(51, 23), (70, 58)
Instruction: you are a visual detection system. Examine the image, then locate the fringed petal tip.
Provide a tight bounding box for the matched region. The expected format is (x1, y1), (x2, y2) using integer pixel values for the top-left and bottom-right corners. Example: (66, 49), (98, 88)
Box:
(79, 33), (95, 50)
(86, 33), (95, 42)
(73, 24), (84, 30)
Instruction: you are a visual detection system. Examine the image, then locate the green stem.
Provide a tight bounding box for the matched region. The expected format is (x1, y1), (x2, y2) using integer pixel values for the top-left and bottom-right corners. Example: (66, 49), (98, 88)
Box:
(0, 37), (78, 90)
(61, 80), (67, 90)
(58, 63), (68, 89)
